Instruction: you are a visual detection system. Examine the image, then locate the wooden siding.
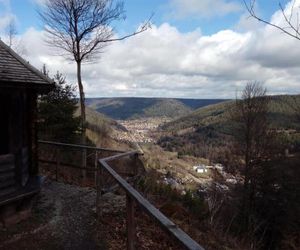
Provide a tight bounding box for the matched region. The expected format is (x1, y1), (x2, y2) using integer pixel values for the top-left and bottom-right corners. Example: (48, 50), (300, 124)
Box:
(0, 154), (17, 198)
(21, 147), (29, 186)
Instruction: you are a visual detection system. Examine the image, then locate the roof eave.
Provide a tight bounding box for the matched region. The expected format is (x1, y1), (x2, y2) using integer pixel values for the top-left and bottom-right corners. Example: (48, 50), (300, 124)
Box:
(0, 81), (55, 93)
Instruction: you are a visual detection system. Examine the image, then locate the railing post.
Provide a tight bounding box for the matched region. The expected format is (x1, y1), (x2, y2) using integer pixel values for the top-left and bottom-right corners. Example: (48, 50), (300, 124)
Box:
(126, 194), (136, 250)
(82, 148), (87, 180)
(96, 161), (103, 218)
(132, 153), (139, 188)
(94, 150), (98, 187)
(56, 148), (60, 181)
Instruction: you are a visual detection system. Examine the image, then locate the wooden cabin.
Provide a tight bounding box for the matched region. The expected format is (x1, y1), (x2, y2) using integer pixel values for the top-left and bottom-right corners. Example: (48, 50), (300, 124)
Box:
(0, 40), (54, 226)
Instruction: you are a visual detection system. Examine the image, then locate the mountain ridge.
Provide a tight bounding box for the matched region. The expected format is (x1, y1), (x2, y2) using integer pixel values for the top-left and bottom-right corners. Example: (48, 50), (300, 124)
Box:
(86, 97), (228, 120)
(161, 95), (300, 133)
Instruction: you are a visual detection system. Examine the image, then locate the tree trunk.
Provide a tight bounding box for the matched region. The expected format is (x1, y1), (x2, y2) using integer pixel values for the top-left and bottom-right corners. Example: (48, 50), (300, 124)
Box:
(76, 60), (86, 135)
(76, 60), (87, 179)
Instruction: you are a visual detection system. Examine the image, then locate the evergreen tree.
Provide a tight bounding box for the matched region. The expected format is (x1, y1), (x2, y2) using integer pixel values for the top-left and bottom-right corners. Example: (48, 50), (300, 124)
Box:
(38, 70), (80, 141)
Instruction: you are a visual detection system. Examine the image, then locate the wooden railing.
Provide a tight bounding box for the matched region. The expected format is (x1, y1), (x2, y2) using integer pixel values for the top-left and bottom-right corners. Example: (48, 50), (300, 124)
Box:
(99, 152), (205, 250)
(38, 140), (127, 184)
(38, 140), (205, 250)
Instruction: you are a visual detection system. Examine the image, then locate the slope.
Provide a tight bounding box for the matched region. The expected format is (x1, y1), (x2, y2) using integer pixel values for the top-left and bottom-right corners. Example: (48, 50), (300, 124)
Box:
(158, 95), (300, 163)
(75, 106), (129, 150)
(86, 97), (227, 120)
(162, 95), (300, 133)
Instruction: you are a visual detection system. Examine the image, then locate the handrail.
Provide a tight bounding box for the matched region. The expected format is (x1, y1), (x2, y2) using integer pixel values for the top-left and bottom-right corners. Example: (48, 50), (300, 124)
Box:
(38, 140), (204, 249)
(99, 153), (205, 250)
(38, 140), (127, 154)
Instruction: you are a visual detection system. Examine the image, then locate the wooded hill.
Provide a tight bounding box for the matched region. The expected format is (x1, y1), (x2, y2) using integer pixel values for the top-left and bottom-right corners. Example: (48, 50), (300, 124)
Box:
(75, 106), (129, 149)
(86, 97), (227, 120)
(158, 95), (300, 163)
(161, 95), (300, 133)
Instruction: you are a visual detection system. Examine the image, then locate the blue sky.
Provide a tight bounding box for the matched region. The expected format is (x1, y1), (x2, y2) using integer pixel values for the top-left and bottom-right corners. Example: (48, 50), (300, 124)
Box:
(0, 0), (299, 98)
(4, 0), (284, 35)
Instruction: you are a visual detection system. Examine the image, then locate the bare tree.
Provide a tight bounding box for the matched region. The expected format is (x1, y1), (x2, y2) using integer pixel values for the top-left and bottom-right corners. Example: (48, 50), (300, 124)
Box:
(244, 1), (300, 124)
(5, 19), (17, 47)
(3, 19), (26, 55)
(39, 0), (151, 135)
(232, 82), (272, 231)
(244, 0), (300, 41)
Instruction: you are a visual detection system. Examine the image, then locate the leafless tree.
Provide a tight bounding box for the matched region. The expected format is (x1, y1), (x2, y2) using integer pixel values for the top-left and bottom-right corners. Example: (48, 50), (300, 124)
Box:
(39, 0), (151, 135)
(244, 0), (300, 41)
(3, 19), (26, 55)
(232, 82), (272, 231)
(244, 1), (300, 123)
(5, 19), (17, 47)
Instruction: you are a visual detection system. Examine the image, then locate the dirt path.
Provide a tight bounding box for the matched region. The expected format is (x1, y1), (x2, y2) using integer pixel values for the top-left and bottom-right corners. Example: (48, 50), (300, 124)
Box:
(0, 180), (105, 250)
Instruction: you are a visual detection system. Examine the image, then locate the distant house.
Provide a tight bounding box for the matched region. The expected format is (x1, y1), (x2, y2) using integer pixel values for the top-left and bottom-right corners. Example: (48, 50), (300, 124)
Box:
(193, 165), (198, 171)
(0, 40), (54, 226)
(193, 164), (208, 174)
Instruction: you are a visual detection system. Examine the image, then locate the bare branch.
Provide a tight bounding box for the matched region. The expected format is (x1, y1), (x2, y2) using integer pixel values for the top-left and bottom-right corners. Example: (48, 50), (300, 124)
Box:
(243, 0), (300, 41)
(39, 0), (151, 129)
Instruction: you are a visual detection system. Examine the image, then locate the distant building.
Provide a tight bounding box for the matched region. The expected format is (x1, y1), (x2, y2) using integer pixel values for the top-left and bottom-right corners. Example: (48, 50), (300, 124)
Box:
(193, 164), (208, 174)
(0, 40), (54, 226)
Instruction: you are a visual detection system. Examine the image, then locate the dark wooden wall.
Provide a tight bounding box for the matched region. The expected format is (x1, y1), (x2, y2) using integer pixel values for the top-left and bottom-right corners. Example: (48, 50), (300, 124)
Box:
(0, 88), (37, 199)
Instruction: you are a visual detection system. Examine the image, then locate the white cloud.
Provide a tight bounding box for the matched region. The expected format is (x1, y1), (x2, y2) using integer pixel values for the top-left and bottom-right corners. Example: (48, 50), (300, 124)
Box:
(168, 0), (242, 19)
(1, 1), (300, 98)
(235, 12), (264, 31)
(0, 0), (17, 32)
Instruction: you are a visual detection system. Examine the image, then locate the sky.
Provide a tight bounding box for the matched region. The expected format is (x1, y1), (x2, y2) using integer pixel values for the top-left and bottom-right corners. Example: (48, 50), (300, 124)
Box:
(0, 0), (299, 98)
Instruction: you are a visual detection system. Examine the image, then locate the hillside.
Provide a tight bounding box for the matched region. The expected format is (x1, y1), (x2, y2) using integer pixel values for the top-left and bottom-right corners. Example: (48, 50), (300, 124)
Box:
(86, 97), (227, 120)
(140, 99), (191, 118)
(161, 100), (233, 133)
(162, 95), (300, 133)
(84, 106), (126, 132)
(75, 106), (130, 150)
(158, 95), (300, 163)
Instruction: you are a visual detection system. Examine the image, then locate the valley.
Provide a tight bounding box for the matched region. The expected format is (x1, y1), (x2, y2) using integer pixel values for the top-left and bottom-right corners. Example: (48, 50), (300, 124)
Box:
(85, 98), (247, 194)
(3, 1), (300, 248)
(86, 95), (300, 196)
(84, 95), (300, 249)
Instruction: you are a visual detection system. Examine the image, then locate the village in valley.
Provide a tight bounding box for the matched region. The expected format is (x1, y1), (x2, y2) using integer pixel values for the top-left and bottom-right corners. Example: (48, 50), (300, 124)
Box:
(114, 116), (240, 195)
(115, 117), (171, 143)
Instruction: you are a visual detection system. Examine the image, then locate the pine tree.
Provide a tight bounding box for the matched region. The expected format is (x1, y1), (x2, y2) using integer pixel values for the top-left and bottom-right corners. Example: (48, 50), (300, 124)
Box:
(38, 70), (80, 142)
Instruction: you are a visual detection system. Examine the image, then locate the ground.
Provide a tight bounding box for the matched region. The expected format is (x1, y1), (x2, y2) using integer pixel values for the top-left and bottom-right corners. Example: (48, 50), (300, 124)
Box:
(0, 179), (182, 250)
(0, 179), (103, 250)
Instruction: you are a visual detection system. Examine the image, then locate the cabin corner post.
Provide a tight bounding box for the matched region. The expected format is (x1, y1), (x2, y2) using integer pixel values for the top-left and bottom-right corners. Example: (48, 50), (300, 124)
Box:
(29, 91), (38, 176)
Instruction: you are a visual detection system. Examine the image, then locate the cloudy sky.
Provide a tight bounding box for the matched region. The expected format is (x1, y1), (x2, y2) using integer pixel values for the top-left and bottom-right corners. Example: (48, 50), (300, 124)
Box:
(0, 0), (299, 98)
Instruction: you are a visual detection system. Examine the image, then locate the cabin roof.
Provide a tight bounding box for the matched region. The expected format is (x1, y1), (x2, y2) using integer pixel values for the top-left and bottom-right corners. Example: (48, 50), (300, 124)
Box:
(0, 39), (54, 90)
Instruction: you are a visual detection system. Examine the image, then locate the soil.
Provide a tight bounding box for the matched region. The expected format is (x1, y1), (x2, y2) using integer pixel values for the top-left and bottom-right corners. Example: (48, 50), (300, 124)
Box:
(0, 179), (105, 250)
(0, 179), (194, 250)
